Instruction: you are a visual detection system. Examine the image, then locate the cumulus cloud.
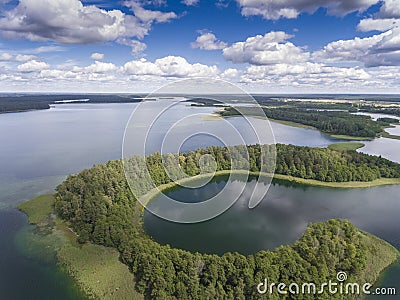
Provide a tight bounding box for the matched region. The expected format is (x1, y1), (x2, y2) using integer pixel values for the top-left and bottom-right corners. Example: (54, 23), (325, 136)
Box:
(0, 53), (36, 62)
(0, 0), (177, 44)
(358, 0), (400, 32)
(123, 56), (219, 77)
(191, 32), (227, 50)
(125, 0), (178, 23)
(117, 38), (147, 56)
(219, 68), (240, 79)
(73, 61), (118, 73)
(17, 60), (50, 72)
(376, 0), (400, 18)
(15, 54), (37, 62)
(358, 18), (400, 32)
(235, 0), (379, 20)
(313, 28), (400, 67)
(91, 52), (105, 60)
(241, 63), (372, 92)
(0, 53), (13, 61)
(2, 56), (399, 93)
(223, 31), (309, 65)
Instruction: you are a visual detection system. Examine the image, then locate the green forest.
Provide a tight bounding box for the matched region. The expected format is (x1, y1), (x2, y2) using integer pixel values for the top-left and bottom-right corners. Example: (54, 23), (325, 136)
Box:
(54, 144), (400, 299)
(0, 94), (141, 113)
(138, 144), (400, 187)
(221, 107), (386, 138)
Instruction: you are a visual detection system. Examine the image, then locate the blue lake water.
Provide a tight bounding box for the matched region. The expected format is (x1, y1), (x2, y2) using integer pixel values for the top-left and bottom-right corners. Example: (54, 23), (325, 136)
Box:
(0, 102), (399, 299)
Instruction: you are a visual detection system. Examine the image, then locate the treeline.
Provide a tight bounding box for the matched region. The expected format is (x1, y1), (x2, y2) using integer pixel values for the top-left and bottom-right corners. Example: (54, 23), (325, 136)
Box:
(0, 94), (142, 113)
(377, 117), (400, 125)
(139, 144), (400, 186)
(0, 98), (50, 113)
(221, 107), (384, 138)
(360, 107), (400, 117)
(55, 162), (371, 299)
(255, 98), (358, 111)
(274, 144), (400, 182)
(119, 144), (400, 203)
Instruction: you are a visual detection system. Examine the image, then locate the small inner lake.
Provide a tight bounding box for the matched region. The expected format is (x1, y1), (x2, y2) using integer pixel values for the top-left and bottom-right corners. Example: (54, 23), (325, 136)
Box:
(144, 175), (400, 255)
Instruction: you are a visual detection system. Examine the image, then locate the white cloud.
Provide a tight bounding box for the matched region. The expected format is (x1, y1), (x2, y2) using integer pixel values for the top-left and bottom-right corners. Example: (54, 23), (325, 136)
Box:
(181, 0), (199, 6)
(358, 18), (400, 32)
(358, 0), (400, 32)
(313, 33), (389, 62)
(74, 61), (118, 73)
(117, 38), (147, 56)
(0, 0), (177, 44)
(125, 0), (178, 23)
(241, 63), (372, 92)
(15, 54), (37, 62)
(0, 53), (37, 62)
(91, 53), (105, 60)
(191, 32), (227, 50)
(376, 0), (400, 18)
(3, 58), (400, 93)
(17, 60), (50, 72)
(220, 68), (240, 79)
(0, 53), (13, 61)
(222, 31), (309, 65)
(235, 0), (379, 20)
(123, 58), (162, 75)
(123, 56), (219, 77)
(313, 28), (400, 67)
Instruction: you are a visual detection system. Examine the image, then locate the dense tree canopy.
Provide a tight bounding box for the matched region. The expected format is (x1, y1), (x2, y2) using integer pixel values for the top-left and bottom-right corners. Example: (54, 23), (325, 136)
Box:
(0, 94), (141, 113)
(221, 107), (385, 138)
(54, 144), (400, 299)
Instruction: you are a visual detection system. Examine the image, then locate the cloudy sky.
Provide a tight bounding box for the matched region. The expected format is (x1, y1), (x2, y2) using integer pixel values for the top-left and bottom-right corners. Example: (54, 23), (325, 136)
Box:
(0, 0), (399, 93)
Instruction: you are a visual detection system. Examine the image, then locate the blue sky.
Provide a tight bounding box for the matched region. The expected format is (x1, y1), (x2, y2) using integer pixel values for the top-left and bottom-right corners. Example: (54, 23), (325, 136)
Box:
(0, 0), (399, 93)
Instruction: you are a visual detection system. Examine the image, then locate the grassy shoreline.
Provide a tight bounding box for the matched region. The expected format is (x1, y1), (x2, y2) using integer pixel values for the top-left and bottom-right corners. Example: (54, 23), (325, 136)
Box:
(327, 142), (365, 151)
(19, 192), (399, 300)
(267, 117), (316, 129)
(382, 131), (400, 140)
(220, 113), (377, 141)
(18, 195), (143, 300)
(141, 170), (400, 207)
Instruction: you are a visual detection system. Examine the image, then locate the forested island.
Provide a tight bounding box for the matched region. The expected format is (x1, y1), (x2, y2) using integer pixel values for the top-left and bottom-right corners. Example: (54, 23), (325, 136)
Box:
(220, 106), (396, 139)
(19, 144), (400, 299)
(0, 94), (142, 113)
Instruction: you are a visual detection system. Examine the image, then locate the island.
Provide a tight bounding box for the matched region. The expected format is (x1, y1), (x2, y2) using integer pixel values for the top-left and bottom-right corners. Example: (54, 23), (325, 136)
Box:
(220, 106), (400, 140)
(19, 144), (400, 299)
(0, 94), (143, 114)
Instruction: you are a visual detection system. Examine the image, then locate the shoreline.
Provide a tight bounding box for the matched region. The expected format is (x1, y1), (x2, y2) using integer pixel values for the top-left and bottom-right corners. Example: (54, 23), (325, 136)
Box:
(18, 193), (400, 300)
(141, 170), (400, 207)
(218, 111), (400, 141)
(18, 194), (143, 300)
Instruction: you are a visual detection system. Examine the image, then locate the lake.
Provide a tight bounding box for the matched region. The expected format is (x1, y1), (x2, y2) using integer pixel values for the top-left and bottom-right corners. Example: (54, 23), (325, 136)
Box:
(0, 102), (399, 299)
(353, 112), (400, 163)
(145, 176), (400, 254)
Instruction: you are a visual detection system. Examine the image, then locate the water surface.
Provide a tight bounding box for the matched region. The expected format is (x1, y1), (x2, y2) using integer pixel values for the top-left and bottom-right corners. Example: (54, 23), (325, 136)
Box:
(1, 102), (399, 298)
(145, 176), (400, 255)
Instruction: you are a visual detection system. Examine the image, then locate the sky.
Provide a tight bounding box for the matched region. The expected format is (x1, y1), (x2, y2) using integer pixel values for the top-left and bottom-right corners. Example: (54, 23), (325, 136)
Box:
(0, 0), (400, 93)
